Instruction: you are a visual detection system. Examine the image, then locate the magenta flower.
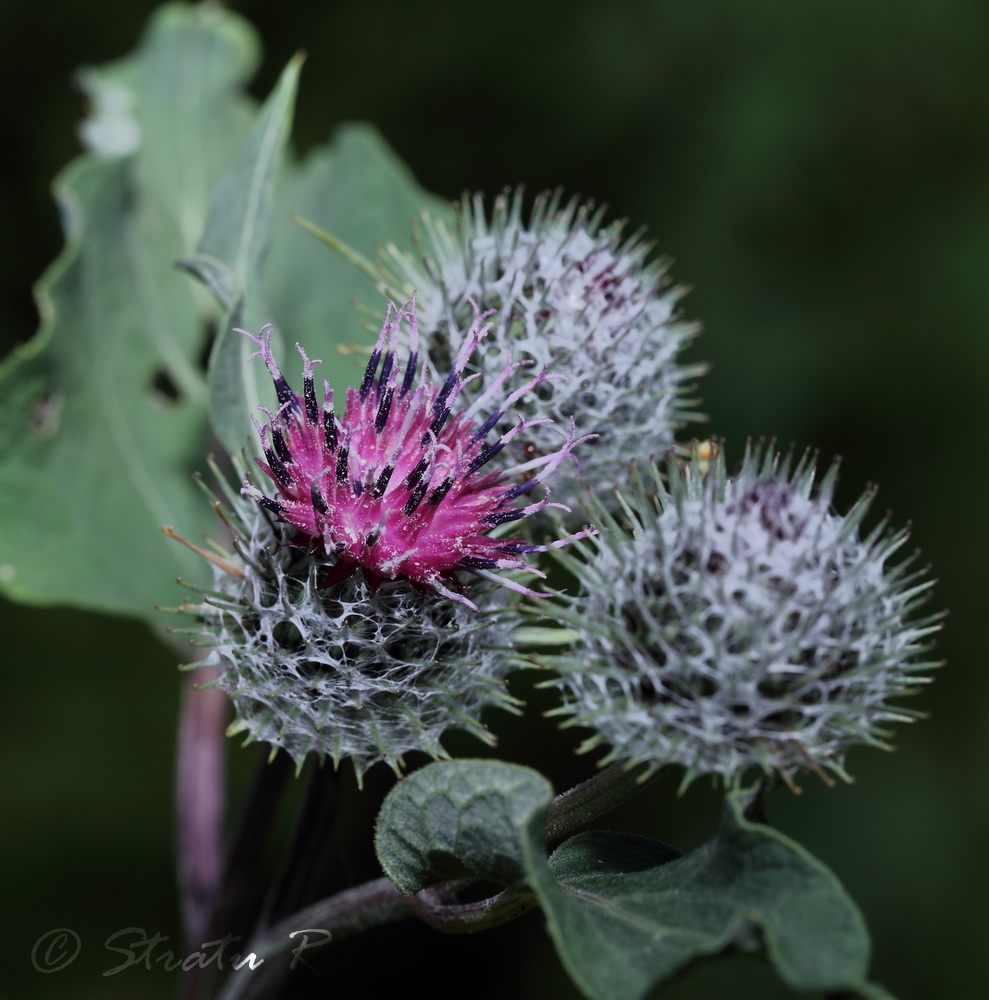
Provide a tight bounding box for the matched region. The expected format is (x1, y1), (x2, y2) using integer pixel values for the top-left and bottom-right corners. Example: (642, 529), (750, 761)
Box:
(238, 297), (588, 609)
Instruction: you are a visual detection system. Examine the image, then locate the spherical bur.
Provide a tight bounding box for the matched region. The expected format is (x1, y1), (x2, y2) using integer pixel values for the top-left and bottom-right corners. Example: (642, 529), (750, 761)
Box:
(538, 446), (942, 790)
(377, 190), (707, 515)
(189, 485), (524, 780)
(170, 294), (600, 777)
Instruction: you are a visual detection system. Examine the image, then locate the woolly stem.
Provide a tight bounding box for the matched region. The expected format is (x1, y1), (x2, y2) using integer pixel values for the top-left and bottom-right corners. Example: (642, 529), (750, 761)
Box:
(412, 881), (538, 932)
(213, 873), (542, 1000)
(544, 760), (661, 843)
(176, 668), (226, 951)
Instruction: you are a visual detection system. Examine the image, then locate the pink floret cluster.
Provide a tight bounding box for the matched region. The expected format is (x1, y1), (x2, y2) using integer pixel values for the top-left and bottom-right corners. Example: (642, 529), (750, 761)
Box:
(239, 297), (590, 609)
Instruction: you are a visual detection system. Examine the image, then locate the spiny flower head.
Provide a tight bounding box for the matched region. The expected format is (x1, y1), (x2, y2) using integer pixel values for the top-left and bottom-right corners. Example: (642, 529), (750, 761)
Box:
(173, 472), (526, 779)
(167, 294), (593, 777)
(536, 445), (942, 790)
(376, 189), (706, 509)
(240, 296), (589, 610)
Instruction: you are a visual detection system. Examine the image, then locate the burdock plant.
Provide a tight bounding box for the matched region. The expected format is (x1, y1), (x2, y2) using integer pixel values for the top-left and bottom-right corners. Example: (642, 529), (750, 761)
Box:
(0, 6), (944, 1000)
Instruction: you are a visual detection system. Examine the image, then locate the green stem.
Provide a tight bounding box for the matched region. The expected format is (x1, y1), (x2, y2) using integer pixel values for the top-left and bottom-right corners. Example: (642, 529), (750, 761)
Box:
(412, 881), (538, 933)
(544, 760), (661, 842)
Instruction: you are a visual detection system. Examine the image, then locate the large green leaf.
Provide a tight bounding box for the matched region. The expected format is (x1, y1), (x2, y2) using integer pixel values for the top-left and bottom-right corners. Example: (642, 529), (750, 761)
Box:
(186, 109), (451, 454)
(375, 761), (887, 999)
(266, 123), (452, 401)
(542, 797), (889, 999)
(0, 3), (259, 616)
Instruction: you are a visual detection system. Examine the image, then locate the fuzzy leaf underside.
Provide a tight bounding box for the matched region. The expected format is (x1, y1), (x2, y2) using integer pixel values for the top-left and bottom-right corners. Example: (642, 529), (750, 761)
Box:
(0, 2), (257, 615)
(0, 3), (445, 618)
(268, 123), (452, 402)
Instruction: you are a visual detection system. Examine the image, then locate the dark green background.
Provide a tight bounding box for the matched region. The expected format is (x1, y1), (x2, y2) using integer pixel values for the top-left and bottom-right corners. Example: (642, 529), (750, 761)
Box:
(2, 1), (986, 997)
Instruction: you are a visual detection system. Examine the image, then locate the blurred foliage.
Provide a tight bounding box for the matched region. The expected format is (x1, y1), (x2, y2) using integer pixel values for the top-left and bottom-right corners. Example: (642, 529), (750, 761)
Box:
(0, 4), (443, 616)
(1, 1), (986, 998)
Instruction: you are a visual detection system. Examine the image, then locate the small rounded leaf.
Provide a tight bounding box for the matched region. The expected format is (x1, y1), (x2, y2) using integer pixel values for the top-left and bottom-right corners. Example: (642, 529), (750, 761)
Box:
(374, 760), (554, 895)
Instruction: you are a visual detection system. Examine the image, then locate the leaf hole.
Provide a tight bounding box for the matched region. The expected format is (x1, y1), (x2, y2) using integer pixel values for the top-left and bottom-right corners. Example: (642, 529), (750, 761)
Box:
(150, 367), (182, 406)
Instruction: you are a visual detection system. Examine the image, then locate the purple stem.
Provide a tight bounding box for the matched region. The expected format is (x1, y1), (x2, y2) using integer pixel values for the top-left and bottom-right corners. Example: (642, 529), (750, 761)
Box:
(176, 665), (227, 951)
